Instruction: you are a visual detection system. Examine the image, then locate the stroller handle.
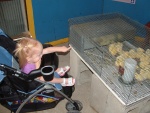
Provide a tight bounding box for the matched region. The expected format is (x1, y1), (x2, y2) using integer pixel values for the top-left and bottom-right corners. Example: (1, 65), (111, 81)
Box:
(0, 64), (21, 74)
(0, 64), (54, 81)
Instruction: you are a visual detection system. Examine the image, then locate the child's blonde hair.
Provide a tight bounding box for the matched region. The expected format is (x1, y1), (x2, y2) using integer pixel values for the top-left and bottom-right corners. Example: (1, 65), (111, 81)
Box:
(14, 37), (41, 67)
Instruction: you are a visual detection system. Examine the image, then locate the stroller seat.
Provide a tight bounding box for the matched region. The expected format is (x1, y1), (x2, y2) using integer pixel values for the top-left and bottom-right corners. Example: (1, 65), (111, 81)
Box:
(0, 29), (82, 113)
(0, 44), (63, 112)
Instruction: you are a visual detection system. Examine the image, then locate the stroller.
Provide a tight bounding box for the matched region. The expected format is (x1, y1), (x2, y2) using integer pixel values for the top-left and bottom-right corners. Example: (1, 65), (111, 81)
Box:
(0, 29), (83, 113)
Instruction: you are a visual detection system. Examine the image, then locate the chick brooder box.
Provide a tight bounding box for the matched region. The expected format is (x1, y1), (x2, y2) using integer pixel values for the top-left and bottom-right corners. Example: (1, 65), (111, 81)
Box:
(69, 13), (150, 106)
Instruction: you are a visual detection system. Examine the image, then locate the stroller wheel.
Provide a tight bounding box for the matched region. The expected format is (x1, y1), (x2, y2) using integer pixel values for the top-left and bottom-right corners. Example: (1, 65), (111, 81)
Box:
(66, 100), (83, 111)
(67, 110), (81, 113)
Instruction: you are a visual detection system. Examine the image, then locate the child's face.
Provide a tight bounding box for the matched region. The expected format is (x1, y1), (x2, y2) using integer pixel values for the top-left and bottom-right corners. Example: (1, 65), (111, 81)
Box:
(27, 43), (43, 63)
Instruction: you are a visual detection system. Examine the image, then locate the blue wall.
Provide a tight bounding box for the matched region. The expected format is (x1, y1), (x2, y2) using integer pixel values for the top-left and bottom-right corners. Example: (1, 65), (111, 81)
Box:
(103, 0), (150, 25)
(31, 0), (150, 43)
(32, 0), (102, 43)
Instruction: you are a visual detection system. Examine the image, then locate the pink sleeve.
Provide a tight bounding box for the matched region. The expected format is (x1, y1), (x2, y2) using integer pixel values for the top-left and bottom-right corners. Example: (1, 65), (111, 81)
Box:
(21, 63), (36, 74)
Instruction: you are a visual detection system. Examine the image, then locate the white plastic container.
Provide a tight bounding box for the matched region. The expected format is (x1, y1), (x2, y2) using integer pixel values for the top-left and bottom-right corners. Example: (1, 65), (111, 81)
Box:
(122, 58), (137, 84)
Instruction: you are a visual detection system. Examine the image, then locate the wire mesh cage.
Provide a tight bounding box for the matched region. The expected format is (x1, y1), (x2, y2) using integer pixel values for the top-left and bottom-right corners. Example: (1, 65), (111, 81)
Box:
(69, 13), (150, 105)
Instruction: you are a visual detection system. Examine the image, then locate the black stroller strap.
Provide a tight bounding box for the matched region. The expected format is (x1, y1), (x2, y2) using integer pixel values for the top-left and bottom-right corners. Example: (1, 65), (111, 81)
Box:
(0, 95), (19, 100)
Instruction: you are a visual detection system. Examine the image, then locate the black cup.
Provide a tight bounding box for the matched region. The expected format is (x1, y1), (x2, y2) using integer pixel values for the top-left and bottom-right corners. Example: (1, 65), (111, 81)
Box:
(41, 66), (54, 81)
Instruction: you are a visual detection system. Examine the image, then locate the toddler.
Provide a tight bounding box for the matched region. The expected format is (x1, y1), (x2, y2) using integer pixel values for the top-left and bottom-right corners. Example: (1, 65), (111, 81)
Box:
(14, 37), (75, 86)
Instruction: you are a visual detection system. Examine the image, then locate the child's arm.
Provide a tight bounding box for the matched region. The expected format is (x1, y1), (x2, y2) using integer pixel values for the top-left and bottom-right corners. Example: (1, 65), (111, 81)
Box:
(43, 46), (71, 54)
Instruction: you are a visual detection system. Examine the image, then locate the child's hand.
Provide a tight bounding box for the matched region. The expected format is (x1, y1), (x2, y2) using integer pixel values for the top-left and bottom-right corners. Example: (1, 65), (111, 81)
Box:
(61, 45), (71, 52)
(43, 45), (72, 54)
